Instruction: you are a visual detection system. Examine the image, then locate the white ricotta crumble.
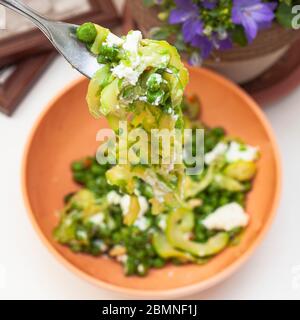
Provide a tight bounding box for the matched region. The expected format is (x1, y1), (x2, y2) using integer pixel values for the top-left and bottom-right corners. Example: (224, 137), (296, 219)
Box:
(93, 240), (108, 252)
(116, 254), (128, 263)
(105, 32), (124, 47)
(112, 63), (140, 86)
(120, 194), (131, 215)
(137, 264), (145, 274)
(146, 73), (163, 86)
(157, 215), (167, 231)
(139, 96), (148, 102)
(111, 31), (143, 86)
(107, 191), (122, 205)
(202, 202), (249, 231)
(134, 216), (150, 231)
(204, 141), (259, 165)
(88, 213), (105, 226)
(76, 230), (87, 239)
(204, 142), (228, 165)
(123, 30), (142, 55)
(226, 141), (259, 163)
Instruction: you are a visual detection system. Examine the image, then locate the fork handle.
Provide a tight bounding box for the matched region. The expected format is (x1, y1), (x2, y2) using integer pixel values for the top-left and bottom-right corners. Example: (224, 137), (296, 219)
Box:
(0, 0), (51, 38)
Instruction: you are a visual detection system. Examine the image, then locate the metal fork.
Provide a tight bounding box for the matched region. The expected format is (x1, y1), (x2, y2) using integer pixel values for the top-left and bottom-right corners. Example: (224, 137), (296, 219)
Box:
(0, 0), (101, 78)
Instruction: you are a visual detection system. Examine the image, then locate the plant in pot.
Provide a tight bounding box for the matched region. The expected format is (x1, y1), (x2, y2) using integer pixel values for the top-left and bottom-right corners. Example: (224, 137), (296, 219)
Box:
(130, 0), (300, 83)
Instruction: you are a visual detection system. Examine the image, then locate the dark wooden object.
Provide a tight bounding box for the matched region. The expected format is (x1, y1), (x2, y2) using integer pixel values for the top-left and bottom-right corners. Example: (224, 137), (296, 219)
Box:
(0, 51), (56, 115)
(0, 0), (120, 67)
(243, 38), (300, 104)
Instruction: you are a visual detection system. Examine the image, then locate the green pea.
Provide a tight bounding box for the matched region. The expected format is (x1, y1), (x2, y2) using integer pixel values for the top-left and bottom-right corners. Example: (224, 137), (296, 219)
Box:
(69, 202), (81, 211)
(89, 241), (103, 256)
(211, 127), (225, 138)
(95, 176), (107, 187)
(147, 73), (163, 92)
(98, 44), (119, 63)
(99, 44), (117, 57)
(207, 194), (218, 207)
(125, 244), (134, 255)
(135, 250), (146, 260)
(204, 136), (217, 152)
(73, 172), (86, 184)
(76, 22), (97, 43)
(97, 55), (109, 64)
(235, 192), (245, 205)
(140, 183), (154, 199)
(151, 258), (165, 268)
(112, 232), (122, 244)
(207, 184), (219, 193)
(195, 222), (208, 243)
(124, 257), (136, 276)
(202, 204), (214, 215)
(70, 243), (82, 253)
(64, 192), (75, 204)
(121, 228), (130, 238)
(121, 86), (137, 101)
(99, 227), (111, 238)
(219, 196), (230, 206)
(75, 228), (88, 242)
(91, 164), (105, 176)
(72, 161), (84, 172)
(86, 180), (97, 192)
(243, 181), (252, 191)
(134, 235), (147, 247)
(147, 90), (164, 105)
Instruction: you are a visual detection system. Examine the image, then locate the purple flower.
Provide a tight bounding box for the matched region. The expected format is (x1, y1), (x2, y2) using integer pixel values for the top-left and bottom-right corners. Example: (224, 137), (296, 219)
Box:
(191, 33), (232, 58)
(191, 35), (213, 58)
(232, 0), (277, 42)
(169, 0), (203, 43)
(202, 0), (217, 10)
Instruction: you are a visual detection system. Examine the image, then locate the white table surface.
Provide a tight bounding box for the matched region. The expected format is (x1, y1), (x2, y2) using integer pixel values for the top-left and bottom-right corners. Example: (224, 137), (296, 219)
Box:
(1, 2), (300, 301)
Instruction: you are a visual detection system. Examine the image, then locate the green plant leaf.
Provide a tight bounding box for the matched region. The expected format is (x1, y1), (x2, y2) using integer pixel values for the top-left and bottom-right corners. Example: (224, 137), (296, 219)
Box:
(150, 27), (173, 40)
(232, 26), (247, 47)
(276, 2), (295, 28)
(143, 0), (156, 7)
(174, 34), (187, 51)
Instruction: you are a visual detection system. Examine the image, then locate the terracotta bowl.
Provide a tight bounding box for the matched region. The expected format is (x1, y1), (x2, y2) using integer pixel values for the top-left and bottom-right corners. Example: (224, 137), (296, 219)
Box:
(22, 67), (281, 298)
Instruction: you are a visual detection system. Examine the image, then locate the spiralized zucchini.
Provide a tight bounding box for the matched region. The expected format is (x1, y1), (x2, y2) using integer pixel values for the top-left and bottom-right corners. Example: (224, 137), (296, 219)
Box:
(53, 24), (260, 277)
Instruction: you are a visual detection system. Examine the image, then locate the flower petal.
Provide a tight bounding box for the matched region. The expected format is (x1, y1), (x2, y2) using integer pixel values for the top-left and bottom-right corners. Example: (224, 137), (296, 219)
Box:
(242, 15), (258, 42)
(202, 0), (217, 10)
(250, 4), (275, 23)
(174, 0), (194, 8)
(231, 6), (243, 24)
(218, 37), (233, 50)
(191, 35), (213, 58)
(182, 18), (203, 43)
(169, 8), (195, 24)
(169, 0), (198, 24)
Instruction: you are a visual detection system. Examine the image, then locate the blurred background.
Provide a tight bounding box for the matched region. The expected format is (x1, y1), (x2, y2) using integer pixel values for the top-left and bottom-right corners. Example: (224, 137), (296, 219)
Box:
(0, 0), (300, 299)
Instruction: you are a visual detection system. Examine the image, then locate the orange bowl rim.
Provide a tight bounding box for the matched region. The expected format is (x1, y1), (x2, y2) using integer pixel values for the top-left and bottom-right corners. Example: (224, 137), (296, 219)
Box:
(21, 68), (282, 298)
